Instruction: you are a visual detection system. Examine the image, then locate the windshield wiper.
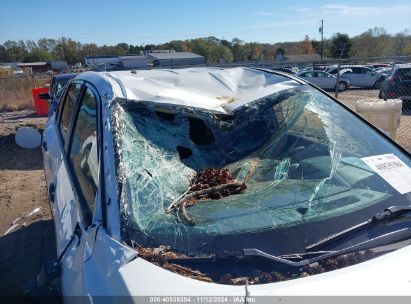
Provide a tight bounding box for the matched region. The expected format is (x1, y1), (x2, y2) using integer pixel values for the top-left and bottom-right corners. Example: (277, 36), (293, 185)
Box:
(168, 227), (411, 271)
(306, 205), (411, 252)
(245, 227), (411, 268)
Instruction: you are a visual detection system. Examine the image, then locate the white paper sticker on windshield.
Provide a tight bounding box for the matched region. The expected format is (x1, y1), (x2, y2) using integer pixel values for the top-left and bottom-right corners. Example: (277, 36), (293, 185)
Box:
(361, 154), (411, 194)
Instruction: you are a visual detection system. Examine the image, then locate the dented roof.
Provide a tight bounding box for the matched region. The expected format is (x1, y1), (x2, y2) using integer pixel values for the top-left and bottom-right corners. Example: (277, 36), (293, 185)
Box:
(101, 67), (302, 113)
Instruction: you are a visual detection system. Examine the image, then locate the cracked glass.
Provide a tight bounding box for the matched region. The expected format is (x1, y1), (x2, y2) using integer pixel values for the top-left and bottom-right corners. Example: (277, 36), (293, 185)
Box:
(111, 84), (411, 255)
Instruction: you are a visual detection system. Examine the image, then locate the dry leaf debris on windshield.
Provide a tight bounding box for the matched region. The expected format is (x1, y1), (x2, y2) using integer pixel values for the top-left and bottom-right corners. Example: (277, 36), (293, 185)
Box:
(166, 168), (247, 225)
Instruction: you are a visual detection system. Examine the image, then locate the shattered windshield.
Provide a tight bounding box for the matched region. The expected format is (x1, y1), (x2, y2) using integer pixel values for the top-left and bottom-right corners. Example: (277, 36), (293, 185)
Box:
(112, 84), (411, 256)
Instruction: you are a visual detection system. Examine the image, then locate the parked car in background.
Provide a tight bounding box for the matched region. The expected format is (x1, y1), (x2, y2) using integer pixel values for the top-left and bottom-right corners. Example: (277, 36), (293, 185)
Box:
(366, 63), (391, 70)
(375, 67), (393, 77)
(313, 65), (328, 71)
(271, 67), (295, 75)
(42, 67), (411, 298)
(39, 73), (78, 115)
(326, 66), (386, 88)
(379, 64), (411, 101)
(297, 70), (350, 91)
(40, 73), (78, 101)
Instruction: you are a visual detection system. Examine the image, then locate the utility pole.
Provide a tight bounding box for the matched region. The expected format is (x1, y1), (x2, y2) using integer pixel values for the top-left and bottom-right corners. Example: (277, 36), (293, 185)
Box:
(319, 19), (324, 61)
(335, 43), (346, 99)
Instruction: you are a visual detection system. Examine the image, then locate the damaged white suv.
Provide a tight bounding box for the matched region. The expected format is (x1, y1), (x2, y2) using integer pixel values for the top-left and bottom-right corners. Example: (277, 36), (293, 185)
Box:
(42, 67), (411, 300)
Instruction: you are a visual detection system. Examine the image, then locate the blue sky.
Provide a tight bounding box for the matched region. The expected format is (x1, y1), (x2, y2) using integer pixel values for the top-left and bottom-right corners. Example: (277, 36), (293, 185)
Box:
(0, 0), (410, 45)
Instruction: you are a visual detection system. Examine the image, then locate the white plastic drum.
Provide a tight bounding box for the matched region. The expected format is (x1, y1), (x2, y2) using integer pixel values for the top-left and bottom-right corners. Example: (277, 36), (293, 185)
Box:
(15, 127), (42, 149)
(356, 99), (402, 139)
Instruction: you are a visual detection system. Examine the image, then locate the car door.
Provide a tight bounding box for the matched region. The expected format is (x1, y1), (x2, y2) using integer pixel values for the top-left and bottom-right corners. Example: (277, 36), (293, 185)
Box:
(54, 83), (105, 295)
(397, 68), (411, 98)
(43, 81), (82, 204)
(363, 67), (379, 87)
(300, 71), (317, 86)
(351, 67), (372, 87)
(342, 67), (360, 87)
(316, 71), (335, 89)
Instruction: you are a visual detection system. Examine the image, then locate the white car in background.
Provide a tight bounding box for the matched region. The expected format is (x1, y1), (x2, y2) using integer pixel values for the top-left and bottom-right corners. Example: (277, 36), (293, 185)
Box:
(326, 66), (386, 88)
(41, 67), (411, 301)
(297, 70), (350, 91)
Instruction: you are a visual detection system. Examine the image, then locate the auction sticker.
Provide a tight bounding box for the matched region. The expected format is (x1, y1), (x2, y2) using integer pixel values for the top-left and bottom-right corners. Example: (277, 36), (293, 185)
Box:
(361, 154), (411, 194)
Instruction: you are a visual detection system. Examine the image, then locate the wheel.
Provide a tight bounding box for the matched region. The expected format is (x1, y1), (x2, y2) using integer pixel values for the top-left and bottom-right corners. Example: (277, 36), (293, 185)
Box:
(336, 81), (347, 92)
(374, 78), (383, 89)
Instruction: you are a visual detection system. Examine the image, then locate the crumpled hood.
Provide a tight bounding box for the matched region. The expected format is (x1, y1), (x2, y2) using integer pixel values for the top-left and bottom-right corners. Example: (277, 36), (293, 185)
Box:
(103, 67), (300, 113)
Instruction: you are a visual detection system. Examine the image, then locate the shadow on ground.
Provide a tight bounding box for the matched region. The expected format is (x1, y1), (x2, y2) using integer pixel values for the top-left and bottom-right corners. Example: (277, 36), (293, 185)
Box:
(0, 220), (57, 297)
(0, 134), (43, 170)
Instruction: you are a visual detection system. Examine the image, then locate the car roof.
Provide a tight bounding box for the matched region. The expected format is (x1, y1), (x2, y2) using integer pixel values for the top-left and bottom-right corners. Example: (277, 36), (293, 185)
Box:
(393, 63), (411, 69)
(53, 73), (78, 81)
(77, 67), (302, 114)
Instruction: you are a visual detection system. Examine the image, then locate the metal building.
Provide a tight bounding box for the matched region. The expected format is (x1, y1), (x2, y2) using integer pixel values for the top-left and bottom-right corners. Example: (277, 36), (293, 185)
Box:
(119, 55), (148, 68)
(85, 55), (120, 67)
(148, 52), (205, 67)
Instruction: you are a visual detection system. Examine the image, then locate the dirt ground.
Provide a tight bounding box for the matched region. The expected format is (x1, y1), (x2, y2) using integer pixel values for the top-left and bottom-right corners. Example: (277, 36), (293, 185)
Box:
(0, 109), (55, 296)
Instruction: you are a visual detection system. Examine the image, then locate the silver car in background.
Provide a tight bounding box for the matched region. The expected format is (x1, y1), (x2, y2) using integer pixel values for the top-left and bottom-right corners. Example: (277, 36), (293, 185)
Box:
(326, 65), (386, 88)
(297, 70), (350, 91)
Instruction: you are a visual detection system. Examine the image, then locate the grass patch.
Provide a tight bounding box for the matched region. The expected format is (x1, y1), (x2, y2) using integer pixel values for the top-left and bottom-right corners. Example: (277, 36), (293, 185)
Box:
(0, 77), (50, 112)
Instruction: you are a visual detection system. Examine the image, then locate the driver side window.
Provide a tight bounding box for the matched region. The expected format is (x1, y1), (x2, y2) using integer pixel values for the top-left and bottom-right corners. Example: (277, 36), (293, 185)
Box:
(68, 87), (99, 216)
(59, 83), (82, 145)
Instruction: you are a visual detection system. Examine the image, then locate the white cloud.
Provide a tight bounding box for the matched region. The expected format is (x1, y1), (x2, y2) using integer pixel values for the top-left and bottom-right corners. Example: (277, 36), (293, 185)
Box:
(253, 11), (280, 16)
(321, 4), (411, 16)
(250, 20), (318, 30)
(295, 8), (312, 13)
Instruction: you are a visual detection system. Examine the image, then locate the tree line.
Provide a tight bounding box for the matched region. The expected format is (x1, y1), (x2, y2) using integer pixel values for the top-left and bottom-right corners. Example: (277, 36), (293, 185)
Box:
(0, 27), (410, 65)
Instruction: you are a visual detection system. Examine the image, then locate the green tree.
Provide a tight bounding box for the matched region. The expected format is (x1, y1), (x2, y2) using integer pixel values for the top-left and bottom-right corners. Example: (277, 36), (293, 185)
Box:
(208, 45), (233, 63)
(24, 48), (54, 62)
(275, 47), (285, 55)
(301, 35), (314, 54)
(329, 33), (351, 58)
(53, 37), (82, 64)
(391, 30), (409, 56)
(3, 40), (27, 61)
(311, 39), (321, 54)
(351, 27), (390, 57)
(0, 45), (11, 62)
(403, 43), (411, 55)
(37, 38), (58, 53)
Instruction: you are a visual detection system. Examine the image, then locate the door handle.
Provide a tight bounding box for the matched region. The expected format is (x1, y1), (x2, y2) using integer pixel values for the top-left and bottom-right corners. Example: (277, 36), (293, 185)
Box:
(48, 182), (55, 203)
(42, 140), (48, 152)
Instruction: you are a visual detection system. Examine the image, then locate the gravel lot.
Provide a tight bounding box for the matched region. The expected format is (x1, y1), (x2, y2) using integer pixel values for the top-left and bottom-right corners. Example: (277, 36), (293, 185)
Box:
(0, 110), (55, 296)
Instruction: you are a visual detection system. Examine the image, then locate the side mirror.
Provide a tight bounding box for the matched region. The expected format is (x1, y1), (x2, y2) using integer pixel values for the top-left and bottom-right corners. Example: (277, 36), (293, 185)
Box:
(39, 92), (51, 100)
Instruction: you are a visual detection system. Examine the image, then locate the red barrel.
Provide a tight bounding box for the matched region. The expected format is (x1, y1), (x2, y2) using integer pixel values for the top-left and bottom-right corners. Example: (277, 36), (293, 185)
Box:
(32, 87), (49, 116)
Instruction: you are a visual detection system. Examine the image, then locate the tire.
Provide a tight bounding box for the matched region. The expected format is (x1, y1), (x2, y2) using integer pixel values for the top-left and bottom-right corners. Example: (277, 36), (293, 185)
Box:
(374, 78), (383, 89)
(336, 81), (347, 92)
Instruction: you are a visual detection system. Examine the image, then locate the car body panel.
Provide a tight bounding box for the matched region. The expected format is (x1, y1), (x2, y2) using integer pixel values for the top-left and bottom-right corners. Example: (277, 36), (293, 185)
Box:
(379, 65), (411, 101)
(41, 67), (411, 298)
(61, 231), (411, 297)
(327, 66), (384, 88)
(43, 108), (81, 256)
(297, 71), (349, 89)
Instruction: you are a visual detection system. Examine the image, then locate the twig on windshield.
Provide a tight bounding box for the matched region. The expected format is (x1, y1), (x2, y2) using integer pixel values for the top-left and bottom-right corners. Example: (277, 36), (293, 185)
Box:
(166, 181), (246, 225)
